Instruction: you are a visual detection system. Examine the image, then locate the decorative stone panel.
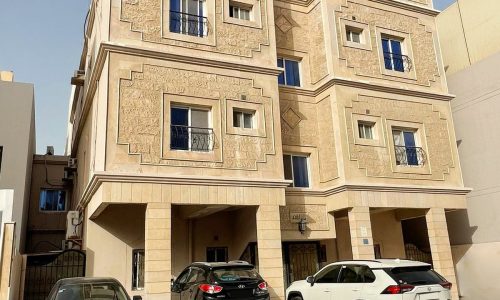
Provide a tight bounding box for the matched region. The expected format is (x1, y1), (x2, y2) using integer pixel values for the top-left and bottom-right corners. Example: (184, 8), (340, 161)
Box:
(117, 64), (276, 170)
(121, 0), (270, 57)
(335, 1), (439, 86)
(346, 95), (455, 180)
(279, 205), (329, 231)
(280, 97), (339, 182)
(274, 4), (328, 84)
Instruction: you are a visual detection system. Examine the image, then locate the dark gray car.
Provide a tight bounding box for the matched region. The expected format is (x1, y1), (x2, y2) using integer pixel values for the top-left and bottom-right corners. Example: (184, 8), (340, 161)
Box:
(46, 277), (140, 300)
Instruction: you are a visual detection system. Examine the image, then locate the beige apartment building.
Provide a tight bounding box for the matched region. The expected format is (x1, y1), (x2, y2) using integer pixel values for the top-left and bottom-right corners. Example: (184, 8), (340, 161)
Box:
(67, 0), (469, 299)
(437, 0), (500, 299)
(0, 72), (36, 299)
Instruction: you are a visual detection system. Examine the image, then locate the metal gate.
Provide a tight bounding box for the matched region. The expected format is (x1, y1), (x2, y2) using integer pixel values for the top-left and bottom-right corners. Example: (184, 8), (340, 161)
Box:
(24, 250), (86, 300)
(405, 243), (433, 265)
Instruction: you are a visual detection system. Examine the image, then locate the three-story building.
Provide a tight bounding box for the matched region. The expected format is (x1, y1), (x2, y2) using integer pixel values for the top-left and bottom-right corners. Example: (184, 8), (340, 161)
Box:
(67, 0), (468, 299)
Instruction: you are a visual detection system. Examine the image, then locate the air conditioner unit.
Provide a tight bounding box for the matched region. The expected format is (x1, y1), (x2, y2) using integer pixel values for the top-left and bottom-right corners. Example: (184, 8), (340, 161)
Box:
(66, 211), (82, 240)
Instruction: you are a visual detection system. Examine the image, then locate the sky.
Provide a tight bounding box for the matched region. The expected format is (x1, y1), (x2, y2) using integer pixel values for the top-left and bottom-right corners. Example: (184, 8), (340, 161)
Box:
(0, 0), (456, 155)
(0, 1), (90, 155)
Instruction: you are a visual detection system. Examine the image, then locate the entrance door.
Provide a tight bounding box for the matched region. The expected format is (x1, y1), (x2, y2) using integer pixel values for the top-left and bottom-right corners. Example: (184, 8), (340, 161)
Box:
(283, 242), (320, 287)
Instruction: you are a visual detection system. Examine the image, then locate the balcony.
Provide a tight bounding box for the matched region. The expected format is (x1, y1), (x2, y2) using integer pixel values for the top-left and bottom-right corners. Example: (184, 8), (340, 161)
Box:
(383, 52), (413, 72)
(394, 146), (426, 166)
(170, 125), (214, 152)
(169, 10), (208, 37)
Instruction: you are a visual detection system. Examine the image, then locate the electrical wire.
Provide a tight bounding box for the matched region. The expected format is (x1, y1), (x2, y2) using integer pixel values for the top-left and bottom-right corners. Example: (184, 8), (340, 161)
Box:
(43, 155), (65, 187)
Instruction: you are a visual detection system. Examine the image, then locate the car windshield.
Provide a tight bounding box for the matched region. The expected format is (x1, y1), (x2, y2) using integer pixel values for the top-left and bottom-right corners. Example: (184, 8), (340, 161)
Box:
(213, 267), (260, 282)
(384, 266), (445, 286)
(55, 282), (129, 300)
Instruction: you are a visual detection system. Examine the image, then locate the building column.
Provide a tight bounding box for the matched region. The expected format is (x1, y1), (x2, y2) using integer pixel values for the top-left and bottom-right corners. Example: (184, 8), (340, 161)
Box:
(145, 203), (172, 300)
(256, 205), (285, 300)
(426, 208), (459, 300)
(348, 206), (375, 259)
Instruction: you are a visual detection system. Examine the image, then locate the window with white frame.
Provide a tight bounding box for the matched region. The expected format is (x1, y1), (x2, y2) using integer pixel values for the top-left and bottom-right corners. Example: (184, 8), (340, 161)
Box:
(169, 0), (207, 37)
(283, 154), (310, 188)
(229, 2), (252, 21)
(233, 109), (254, 129)
(358, 121), (375, 139)
(170, 106), (213, 152)
(346, 26), (363, 44)
(277, 57), (301, 87)
(132, 249), (145, 290)
(39, 189), (67, 212)
(392, 129), (424, 166)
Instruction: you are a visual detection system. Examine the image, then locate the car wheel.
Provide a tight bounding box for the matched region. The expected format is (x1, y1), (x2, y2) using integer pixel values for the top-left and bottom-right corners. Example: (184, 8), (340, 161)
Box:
(289, 295), (303, 300)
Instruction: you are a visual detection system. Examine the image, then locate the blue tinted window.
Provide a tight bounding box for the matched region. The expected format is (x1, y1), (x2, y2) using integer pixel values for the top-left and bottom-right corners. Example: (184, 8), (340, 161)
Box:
(40, 190), (66, 212)
(278, 58), (300, 87)
(382, 37), (404, 72)
(283, 154), (309, 188)
(292, 156), (309, 187)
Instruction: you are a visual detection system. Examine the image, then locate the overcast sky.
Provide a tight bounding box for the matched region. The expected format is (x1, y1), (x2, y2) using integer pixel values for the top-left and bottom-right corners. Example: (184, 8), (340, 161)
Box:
(0, 0), (456, 155)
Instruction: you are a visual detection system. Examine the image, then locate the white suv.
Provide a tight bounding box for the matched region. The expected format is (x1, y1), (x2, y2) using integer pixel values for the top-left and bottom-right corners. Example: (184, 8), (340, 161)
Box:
(285, 259), (452, 300)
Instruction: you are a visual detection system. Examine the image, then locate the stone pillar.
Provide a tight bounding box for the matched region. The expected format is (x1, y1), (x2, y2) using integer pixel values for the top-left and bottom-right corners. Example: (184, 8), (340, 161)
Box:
(348, 206), (375, 259)
(145, 203), (172, 300)
(426, 208), (459, 300)
(256, 205), (285, 300)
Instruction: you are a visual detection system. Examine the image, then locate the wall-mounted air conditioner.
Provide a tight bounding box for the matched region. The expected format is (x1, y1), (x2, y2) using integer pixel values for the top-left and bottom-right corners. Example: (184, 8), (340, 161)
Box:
(66, 210), (82, 240)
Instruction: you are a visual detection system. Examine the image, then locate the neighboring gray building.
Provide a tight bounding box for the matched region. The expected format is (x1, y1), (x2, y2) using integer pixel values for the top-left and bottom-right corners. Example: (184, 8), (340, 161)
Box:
(0, 72), (36, 253)
(437, 1), (500, 299)
(445, 52), (500, 300)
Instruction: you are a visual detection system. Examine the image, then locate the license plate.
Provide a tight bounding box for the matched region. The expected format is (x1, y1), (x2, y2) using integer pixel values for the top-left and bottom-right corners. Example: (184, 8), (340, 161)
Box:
(418, 293), (441, 300)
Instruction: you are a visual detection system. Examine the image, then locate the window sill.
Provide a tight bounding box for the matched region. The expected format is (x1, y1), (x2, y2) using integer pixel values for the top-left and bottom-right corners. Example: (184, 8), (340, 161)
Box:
(225, 17), (261, 29)
(354, 138), (384, 147)
(230, 127), (261, 137)
(170, 149), (213, 154)
(392, 164), (431, 175)
(285, 186), (312, 191)
(381, 68), (417, 81)
(278, 84), (302, 89)
(344, 41), (371, 51)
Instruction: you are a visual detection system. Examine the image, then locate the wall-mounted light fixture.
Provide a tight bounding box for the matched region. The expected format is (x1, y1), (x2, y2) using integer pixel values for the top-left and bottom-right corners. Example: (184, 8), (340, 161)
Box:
(298, 218), (308, 234)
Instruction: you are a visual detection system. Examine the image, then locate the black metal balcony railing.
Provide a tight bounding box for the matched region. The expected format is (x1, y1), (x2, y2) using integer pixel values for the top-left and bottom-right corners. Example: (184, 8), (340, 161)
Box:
(170, 125), (214, 152)
(394, 146), (426, 166)
(169, 10), (208, 37)
(384, 52), (413, 72)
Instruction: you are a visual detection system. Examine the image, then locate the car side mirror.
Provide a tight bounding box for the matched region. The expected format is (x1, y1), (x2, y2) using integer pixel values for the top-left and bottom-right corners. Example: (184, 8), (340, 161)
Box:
(171, 278), (183, 293)
(306, 276), (315, 286)
(132, 296), (142, 300)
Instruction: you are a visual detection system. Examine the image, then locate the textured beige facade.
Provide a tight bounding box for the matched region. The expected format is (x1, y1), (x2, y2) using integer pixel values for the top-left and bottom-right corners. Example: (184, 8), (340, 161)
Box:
(68, 0), (468, 299)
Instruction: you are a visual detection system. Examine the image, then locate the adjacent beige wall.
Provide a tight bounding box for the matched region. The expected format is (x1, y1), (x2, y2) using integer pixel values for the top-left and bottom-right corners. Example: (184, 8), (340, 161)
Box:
(451, 242), (500, 300)
(444, 50), (500, 300)
(438, 1), (500, 297)
(437, 0), (500, 75)
(85, 204), (145, 297)
(26, 155), (69, 253)
(0, 81), (36, 252)
(371, 210), (406, 258)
